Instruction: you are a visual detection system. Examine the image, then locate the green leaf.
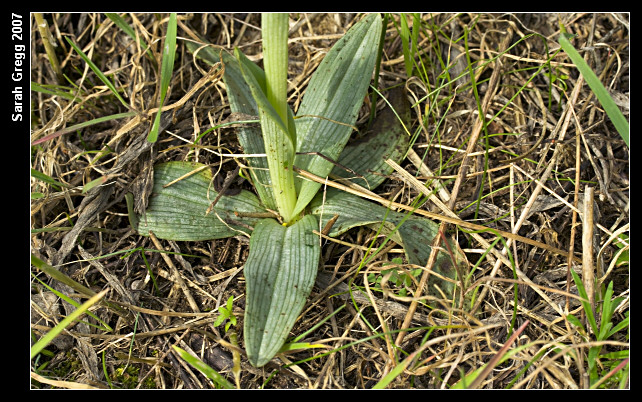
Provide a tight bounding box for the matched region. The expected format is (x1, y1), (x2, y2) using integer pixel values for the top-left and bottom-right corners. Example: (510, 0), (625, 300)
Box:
(566, 313), (585, 332)
(292, 13), (383, 217)
(82, 175), (109, 194)
(599, 281), (615, 338)
(31, 286), (108, 360)
(31, 111), (136, 145)
(558, 32), (629, 147)
(31, 168), (71, 190)
(135, 162), (265, 241)
(65, 37), (130, 110)
(31, 273), (113, 332)
(235, 48), (298, 222)
(234, 49), (294, 152)
(183, 42), (277, 211)
(570, 269), (599, 335)
(332, 86), (411, 190)
(399, 14), (414, 77)
(262, 13), (291, 130)
(310, 189), (464, 298)
(607, 311), (628, 339)
(243, 214), (320, 367)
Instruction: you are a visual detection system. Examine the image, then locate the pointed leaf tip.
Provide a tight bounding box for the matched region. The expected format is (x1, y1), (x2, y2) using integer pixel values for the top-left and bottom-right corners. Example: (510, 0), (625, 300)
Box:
(243, 214), (320, 366)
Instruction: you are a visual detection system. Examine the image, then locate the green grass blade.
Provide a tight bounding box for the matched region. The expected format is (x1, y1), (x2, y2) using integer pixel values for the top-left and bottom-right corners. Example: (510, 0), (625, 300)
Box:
(399, 14), (414, 77)
(82, 175), (109, 194)
(558, 32), (629, 147)
(171, 346), (235, 389)
(30, 81), (77, 101)
(65, 37), (129, 109)
(570, 269), (599, 335)
(31, 168), (71, 190)
(607, 312), (628, 339)
(31, 273), (113, 332)
(598, 281), (615, 340)
(31, 255), (97, 297)
(147, 13), (177, 143)
(31, 289), (108, 359)
(373, 354), (414, 389)
(566, 314), (585, 332)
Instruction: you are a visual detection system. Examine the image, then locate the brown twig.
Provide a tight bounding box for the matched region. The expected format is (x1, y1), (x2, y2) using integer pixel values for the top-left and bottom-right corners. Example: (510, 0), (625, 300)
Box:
(148, 231), (201, 314)
(294, 165), (578, 263)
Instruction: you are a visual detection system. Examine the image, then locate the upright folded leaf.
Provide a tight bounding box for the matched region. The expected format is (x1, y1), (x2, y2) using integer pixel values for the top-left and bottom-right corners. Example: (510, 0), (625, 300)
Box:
(243, 214), (320, 367)
(235, 38), (298, 223)
(292, 13), (383, 216)
(183, 42), (277, 210)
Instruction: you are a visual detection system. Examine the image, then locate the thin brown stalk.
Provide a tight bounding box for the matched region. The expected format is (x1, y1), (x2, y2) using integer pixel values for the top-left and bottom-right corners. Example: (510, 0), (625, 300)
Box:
(294, 166), (579, 262)
(470, 71), (586, 317)
(148, 231), (201, 314)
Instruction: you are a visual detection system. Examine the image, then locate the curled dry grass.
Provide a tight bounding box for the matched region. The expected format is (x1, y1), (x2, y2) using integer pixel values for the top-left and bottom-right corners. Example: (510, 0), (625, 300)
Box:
(30, 13), (629, 389)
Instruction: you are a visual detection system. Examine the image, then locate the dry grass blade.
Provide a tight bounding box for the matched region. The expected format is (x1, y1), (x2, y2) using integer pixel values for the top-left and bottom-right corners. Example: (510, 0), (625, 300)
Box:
(465, 319), (530, 389)
(30, 13), (628, 389)
(294, 166), (578, 262)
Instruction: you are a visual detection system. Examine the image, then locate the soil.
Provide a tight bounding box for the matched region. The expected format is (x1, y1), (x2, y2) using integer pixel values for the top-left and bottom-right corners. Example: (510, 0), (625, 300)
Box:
(30, 13), (629, 389)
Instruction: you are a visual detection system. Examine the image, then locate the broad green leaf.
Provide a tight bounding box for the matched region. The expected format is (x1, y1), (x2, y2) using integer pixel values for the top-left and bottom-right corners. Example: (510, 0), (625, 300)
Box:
(310, 189), (465, 298)
(135, 162), (265, 241)
(243, 214), (320, 367)
(332, 86), (411, 190)
(292, 13), (383, 216)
